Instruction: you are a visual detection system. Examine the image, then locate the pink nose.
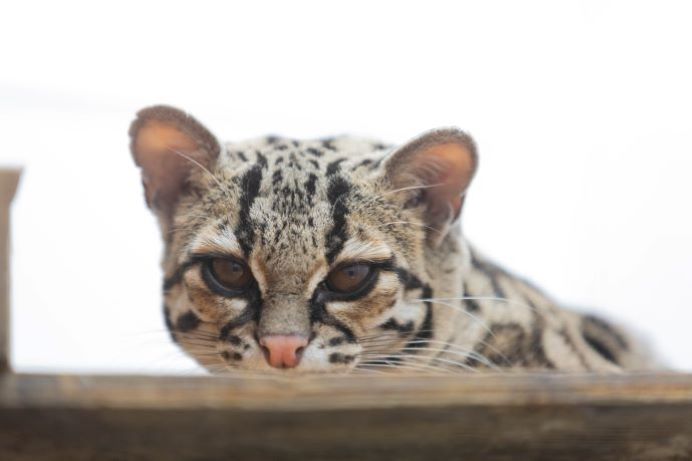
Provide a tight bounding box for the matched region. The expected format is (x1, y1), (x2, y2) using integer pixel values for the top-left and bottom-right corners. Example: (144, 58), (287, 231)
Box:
(259, 335), (308, 369)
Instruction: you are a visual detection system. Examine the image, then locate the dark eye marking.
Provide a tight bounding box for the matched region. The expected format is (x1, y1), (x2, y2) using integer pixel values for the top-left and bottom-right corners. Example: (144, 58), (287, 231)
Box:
(219, 306), (259, 341)
(379, 318), (415, 337)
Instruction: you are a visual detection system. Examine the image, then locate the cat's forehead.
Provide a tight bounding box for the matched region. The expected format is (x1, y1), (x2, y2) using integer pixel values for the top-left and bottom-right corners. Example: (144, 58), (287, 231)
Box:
(224, 135), (391, 169)
(217, 135), (389, 207)
(185, 136), (396, 266)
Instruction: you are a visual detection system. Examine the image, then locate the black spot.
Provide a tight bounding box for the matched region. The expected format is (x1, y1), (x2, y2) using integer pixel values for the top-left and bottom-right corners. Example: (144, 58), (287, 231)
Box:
(227, 335), (242, 346)
(304, 173), (318, 196)
(176, 311), (201, 332)
(272, 169), (283, 186)
(328, 336), (346, 347)
(354, 158), (373, 169)
(322, 138), (338, 151)
(232, 352), (243, 361)
(465, 299), (481, 312)
(308, 159), (319, 170)
(266, 135), (280, 144)
(329, 353), (355, 364)
(462, 283), (481, 312)
(306, 147), (323, 157)
(236, 151), (248, 162)
(255, 152), (268, 169)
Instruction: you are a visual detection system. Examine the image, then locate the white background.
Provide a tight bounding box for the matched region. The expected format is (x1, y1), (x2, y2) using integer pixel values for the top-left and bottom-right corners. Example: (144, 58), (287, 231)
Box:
(1, 0), (691, 373)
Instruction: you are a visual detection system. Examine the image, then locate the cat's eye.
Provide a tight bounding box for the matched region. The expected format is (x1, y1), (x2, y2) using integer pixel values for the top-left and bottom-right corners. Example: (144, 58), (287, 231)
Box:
(204, 258), (254, 294)
(325, 264), (373, 294)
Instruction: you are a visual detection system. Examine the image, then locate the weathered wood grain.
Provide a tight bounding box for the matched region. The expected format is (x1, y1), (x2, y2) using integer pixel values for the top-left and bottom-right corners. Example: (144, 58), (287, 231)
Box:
(0, 169), (21, 373)
(1, 373), (692, 460)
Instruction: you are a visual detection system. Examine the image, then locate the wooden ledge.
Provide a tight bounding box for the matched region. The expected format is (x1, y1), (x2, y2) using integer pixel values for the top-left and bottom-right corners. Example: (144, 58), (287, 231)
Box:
(2, 373), (692, 460)
(2, 372), (692, 410)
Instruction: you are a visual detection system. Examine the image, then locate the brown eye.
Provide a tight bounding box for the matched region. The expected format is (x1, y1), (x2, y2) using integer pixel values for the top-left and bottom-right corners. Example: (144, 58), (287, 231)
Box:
(325, 264), (373, 294)
(207, 258), (253, 292)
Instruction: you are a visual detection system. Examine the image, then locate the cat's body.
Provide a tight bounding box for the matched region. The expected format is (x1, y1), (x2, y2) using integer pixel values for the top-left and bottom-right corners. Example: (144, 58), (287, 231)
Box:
(130, 106), (654, 374)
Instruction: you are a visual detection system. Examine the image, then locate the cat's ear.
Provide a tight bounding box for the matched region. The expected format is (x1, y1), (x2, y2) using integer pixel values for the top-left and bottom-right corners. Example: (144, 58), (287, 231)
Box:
(383, 128), (478, 246)
(129, 105), (221, 220)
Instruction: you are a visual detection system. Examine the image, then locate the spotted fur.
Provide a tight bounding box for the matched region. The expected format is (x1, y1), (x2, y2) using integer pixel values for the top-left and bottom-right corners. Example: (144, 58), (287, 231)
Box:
(130, 105), (655, 374)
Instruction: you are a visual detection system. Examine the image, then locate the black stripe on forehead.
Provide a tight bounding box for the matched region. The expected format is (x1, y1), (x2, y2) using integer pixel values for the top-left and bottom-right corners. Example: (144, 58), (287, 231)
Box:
(325, 175), (351, 263)
(235, 164), (264, 256)
(326, 158), (346, 176)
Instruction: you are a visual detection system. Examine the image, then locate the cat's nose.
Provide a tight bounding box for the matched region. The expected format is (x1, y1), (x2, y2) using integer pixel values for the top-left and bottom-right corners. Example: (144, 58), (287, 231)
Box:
(259, 335), (308, 369)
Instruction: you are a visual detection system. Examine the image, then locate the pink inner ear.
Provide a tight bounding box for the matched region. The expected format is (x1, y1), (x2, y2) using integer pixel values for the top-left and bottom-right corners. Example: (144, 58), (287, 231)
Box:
(133, 120), (203, 210)
(411, 142), (475, 218)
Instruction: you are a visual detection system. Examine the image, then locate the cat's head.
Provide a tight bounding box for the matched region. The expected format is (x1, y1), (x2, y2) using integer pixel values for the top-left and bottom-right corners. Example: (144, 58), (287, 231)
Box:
(130, 105), (477, 374)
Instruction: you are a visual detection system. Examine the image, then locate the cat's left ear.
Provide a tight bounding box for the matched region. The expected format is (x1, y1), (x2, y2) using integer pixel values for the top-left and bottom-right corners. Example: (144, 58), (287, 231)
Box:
(383, 128), (478, 246)
(129, 105), (221, 221)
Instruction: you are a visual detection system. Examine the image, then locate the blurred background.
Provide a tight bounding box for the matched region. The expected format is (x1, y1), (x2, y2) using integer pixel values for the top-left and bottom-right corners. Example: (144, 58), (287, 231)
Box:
(1, 0), (690, 373)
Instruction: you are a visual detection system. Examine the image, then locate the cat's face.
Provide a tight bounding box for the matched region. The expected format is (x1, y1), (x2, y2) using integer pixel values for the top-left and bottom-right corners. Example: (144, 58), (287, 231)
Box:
(130, 106), (477, 374)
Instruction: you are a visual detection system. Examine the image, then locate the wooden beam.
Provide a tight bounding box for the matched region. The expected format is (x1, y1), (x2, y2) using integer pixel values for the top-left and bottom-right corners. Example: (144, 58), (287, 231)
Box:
(2, 373), (692, 459)
(0, 169), (21, 373)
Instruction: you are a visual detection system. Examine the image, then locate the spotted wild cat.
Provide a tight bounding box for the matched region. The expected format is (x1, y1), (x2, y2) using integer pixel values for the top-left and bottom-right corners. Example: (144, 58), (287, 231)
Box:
(129, 105), (654, 373)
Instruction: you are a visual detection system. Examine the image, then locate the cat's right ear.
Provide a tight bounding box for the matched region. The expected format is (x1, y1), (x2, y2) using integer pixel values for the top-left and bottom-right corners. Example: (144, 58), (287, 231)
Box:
(382, 128), (478, 247)
(129, 105), (221, 220)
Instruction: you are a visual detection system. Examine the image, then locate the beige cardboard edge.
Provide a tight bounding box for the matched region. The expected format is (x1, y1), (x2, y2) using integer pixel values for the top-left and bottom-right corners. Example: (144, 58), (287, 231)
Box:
(1, 168), (22, 373)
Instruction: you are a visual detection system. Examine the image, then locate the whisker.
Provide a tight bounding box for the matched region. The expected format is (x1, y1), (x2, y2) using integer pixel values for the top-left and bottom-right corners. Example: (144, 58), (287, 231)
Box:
(358, 355), (455, 374)
(169, 147), (226, 192)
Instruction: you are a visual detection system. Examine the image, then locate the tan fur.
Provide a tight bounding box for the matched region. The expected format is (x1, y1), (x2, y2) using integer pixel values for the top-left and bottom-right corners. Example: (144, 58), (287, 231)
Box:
(130, 105), (657, 375)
